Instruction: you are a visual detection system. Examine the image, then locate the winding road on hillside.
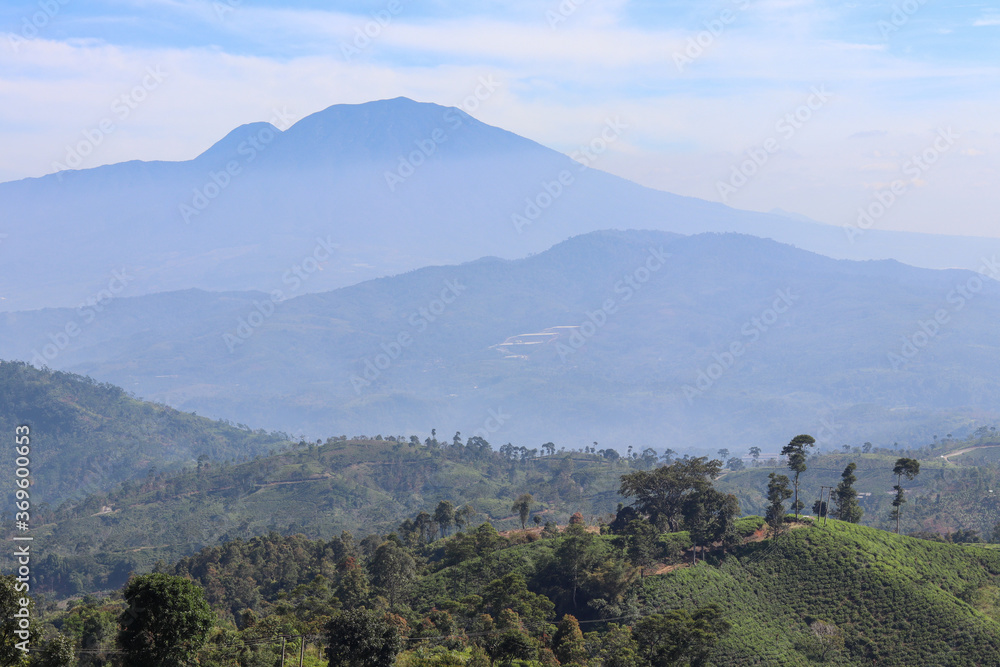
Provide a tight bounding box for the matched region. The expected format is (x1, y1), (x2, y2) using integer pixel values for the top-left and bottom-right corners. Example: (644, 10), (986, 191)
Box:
(941, 444), (1000, 463)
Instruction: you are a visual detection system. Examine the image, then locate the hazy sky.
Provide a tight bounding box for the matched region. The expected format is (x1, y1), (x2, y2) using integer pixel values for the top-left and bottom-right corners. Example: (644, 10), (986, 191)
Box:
(2, 0), (998, 236)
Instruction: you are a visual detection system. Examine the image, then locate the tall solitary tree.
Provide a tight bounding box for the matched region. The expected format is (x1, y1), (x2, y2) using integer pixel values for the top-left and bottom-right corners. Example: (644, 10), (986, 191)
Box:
(766, 473), (793, 537)
(834, 462), (863, 523)
(434, 500), (455, 538)
(748, 447), (761, 466)
(781, 434), (816, 520)
(891, 458), (921, 534)
(117, 573), (214, 667)
(512, 493), (534, 530)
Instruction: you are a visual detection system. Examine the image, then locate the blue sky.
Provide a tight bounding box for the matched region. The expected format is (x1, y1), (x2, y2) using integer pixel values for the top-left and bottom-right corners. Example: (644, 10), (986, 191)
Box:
(2, 0), (998, 236)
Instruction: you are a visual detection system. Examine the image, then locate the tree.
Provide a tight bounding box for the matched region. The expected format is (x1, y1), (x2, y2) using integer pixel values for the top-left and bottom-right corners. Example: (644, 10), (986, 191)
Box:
(862, 442), (873, 454)
(891, 458), (921, 534)
(619, 457), (723, 532)
(553, 615), (588, 666)
(414, 511), (435, 544)
(598, 623), (642, 667)
(117, 573), (214, 667)
(554, 524), (602, 610)
(781, 434), (816, 520)
(434, 500), (456, 538)
(37, 633), (75, 667)
(717, 448), (730, 461)
(512, 493), (534, 530)
(624, 519), (659, 577)
(834, 462), (863, 523)
(326, 608), (403, 667)
(766, 473), (792, 537)
(369, 540), (415, 606)
(492, 610), (538, 666)
(634, 605), (730, 667)
(809, 620), (844, 661)
(455, 504), (476, 531)
(682, 489), (740, 563)
(481, 573), (555, 628)
(336, 557), (371, 609)
(726, 456), (745, 472)
(748, 446), (761, 466)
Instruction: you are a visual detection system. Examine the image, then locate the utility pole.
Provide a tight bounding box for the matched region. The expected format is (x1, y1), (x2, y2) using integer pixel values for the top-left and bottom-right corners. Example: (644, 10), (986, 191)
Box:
(280, 636), (286, 667)
(299, 635), (306, 667)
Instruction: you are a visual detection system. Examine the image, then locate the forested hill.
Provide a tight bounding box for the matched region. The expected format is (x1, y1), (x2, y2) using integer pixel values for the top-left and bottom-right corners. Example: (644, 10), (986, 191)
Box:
(12, 432), (640, 597)
(35, 517), (1000, 665)
(0, 361), (291, 504)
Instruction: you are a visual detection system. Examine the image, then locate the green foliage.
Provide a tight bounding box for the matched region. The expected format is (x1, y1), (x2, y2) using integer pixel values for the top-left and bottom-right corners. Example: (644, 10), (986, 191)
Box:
(326, 608), (404, 667)
(780, 434), (816, 519)
(117, 572), (214, 666)
(640, 520), (1000, 664)
(633, 604), (729, 666)
(1, 575), (30, 666)
(552, 614), (587, 665)
(765, 473), (792, 536)
(512, 494), (534, 531)
(834, 462), (863, 523)
(13, 433), (640, 599)
(35, 632), (74, 667)
(0, 361), (288, 505)
(619, 457), (723, 532)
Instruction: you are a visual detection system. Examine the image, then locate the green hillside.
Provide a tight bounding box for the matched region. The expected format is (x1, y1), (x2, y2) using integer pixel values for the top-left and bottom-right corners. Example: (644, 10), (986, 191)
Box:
(716, 441), (1000, 538)
(0, 361), (291, 505)
(641, 520), (1000, 664)
(29, 518), (1000, 666)
(8, 433), (635, 596)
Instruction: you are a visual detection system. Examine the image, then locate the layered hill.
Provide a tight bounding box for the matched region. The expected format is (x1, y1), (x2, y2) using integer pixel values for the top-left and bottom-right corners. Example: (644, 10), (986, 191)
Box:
(4, 97), (1000, 312)
(11, 432), (628, 596)
(163, 519), (1000, 665)
(0, 361), (290, 504)
(4, 230), (1000, 448)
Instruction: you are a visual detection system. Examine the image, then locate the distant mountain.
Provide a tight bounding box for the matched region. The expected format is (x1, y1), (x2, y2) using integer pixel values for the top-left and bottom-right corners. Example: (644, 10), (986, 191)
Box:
(3, 97), (1000, 312)
(0, 361), (290, 504)
(3, 230), (1000, 450)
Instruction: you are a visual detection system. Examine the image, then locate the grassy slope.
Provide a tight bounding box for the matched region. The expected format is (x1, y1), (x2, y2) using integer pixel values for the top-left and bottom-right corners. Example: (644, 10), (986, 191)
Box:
(641, 520), (1000, 665)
